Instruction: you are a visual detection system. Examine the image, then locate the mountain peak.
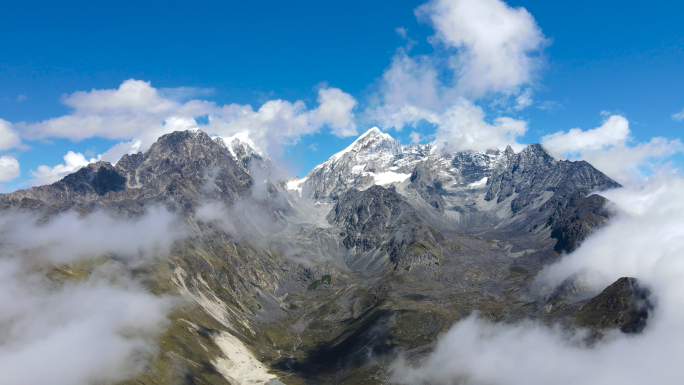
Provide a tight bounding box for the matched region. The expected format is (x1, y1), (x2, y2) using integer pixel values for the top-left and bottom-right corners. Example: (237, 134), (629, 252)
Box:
(328, 127), (398, 162)
(358, 126), (391, 141)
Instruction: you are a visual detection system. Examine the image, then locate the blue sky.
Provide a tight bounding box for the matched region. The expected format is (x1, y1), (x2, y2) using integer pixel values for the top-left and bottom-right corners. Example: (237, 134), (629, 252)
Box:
(1, 0), (683, 191)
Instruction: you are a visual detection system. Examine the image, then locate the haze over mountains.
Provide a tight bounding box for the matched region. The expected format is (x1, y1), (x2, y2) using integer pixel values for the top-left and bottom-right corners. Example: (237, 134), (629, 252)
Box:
(0, 126), (667, 384)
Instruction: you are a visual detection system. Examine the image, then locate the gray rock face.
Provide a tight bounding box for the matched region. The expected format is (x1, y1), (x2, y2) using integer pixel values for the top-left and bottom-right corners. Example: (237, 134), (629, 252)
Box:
(485, 144), (620, 212)
(547, 193), (613, 253)
(408, 163), (446, 213)
(1, 130), (253, 216)
(573, 277), (652, 334)
(225, 136), (275, 177)
(327, 185), (445, 268)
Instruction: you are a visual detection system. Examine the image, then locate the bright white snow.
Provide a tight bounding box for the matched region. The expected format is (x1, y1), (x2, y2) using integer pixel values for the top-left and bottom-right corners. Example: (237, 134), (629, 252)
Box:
(468, 177), (488, 188)
(369, 171), (412, 185)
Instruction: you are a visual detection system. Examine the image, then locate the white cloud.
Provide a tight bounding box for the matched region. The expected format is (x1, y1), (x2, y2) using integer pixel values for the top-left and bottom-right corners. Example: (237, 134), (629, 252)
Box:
(417, 0), (548, 96)
(0, 208), (188, 384)
(673, 108), (684, 122)
(371, 51), (447, 130)
(0, 207), (189, 264)
(0, 260), (175, 385)
(16, 94), (28, 102)
(368, 0), (547, 151)
(409, 131), (422, 144)
(314, 87), (358, 137)
(542, 115), (630, 155)
(0, 155), (20, 182)
(0, 118), (21, 151)
(20, 80), (357, 167)
(23, 80), (181, 141)
(434, 98), (527, 152)
(395, 27), (408, 39)
(542, 115), (684, 182)
(393, 173), (684, 385)
(514, 88), (534, 110)
(29, 151), (96, 186)
(538, 100), (561, 112)
(576, 138), (683, 183)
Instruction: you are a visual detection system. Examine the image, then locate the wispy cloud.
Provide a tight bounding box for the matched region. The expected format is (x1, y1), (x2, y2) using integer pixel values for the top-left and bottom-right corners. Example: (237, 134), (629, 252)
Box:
(0, 207), (190, 384)
(672, 108), (684, 122)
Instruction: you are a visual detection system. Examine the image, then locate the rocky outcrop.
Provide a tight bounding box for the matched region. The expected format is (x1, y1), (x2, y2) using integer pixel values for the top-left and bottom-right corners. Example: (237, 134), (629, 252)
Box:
(0, 130), (254, 216)
(225, 136), (275, 177)
(408, 163), (446, 213)
(573, 277), (652, 334)
(485, 144), (620, 212)
(546, 193), (613, 253)
(327, 185), (444, 268)
(484, 144), (620, 252)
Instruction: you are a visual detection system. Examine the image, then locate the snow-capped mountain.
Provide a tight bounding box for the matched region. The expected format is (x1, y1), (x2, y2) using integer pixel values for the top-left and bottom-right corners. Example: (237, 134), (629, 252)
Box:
(291, 127), (512, 200)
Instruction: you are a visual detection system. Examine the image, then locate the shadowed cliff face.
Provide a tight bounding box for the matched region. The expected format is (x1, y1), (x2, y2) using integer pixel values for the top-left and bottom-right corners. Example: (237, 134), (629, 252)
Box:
(574, 277), (652, 334)
(0, 128), (633, 385)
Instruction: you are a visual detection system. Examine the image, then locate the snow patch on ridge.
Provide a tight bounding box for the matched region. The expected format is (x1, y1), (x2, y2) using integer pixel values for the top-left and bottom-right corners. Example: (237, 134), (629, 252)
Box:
(468, 177), (488, 188)
(329, 127), (391, 162)
(368, 171), (412, 186)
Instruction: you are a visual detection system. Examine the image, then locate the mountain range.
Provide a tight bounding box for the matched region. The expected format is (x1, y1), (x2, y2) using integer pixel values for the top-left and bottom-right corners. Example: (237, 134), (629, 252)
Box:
(0, 127), (649, 384)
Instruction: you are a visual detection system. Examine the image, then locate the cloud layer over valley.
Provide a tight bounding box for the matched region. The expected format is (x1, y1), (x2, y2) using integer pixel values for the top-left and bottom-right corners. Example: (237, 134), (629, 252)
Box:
(0, 208), (190, 385)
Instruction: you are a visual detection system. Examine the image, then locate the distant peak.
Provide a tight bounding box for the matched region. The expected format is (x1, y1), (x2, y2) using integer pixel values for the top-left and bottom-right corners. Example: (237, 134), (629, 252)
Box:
(213, 132), (263, 158)
(521, 143), (551, 157)
(358, 127), (392, 141)
(327, 127), (397, 162)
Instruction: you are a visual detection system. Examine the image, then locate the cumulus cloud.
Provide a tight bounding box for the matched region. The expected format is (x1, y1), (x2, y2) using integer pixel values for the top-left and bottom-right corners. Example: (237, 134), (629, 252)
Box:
(369, 51), (446, 130)
(543, 115), (630, 155)
(393, 173), (684, 385)
(433, 98), (527, 152)
(0, 207), (190, 384)
(673, 108), (684, 122)
(417, 0), (548, 97)
(0, 155), (20, 182)
(23, 80), (181, 141)
(368, 0), (546, 151)
(409, 131), (422, 144)
(0, 118), (21, 151)
(314, 87), (358, 137)
(28, 151), (97, 186)
(20, 80), (357, 171)
(542, 115), (684, 182)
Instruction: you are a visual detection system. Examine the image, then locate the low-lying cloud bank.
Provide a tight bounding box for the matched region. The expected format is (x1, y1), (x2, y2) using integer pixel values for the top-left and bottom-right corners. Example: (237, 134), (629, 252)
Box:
(392, 173), (684, 384)
(0, 261), (175, 385)
(0, 207), (190, 385)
